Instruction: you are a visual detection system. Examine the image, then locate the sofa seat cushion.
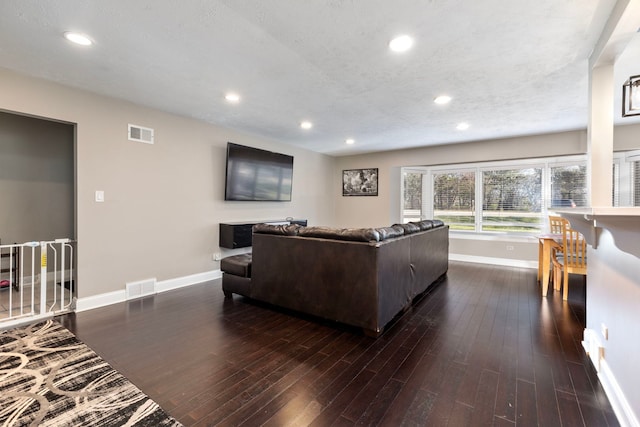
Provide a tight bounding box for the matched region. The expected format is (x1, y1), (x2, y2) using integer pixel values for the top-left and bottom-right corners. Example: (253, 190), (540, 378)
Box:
(221, 253), (252, 277)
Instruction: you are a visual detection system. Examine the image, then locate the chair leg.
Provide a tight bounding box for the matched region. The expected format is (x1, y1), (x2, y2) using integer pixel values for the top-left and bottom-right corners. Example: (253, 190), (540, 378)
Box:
(551, 257), (561, 292)
(553, 264), (560, 291)
(563, 269), (569, 300)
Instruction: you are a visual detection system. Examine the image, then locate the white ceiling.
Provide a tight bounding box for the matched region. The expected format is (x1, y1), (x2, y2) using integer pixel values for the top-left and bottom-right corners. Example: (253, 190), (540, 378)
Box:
(1, 0), (638, 156)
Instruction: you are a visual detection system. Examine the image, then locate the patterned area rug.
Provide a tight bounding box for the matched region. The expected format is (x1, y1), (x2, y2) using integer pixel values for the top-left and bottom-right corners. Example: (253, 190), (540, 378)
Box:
(0, 320), (182, 426)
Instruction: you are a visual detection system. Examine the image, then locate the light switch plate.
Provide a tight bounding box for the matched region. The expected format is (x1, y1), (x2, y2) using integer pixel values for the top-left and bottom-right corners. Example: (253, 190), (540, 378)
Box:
(95, 190), (105, 202)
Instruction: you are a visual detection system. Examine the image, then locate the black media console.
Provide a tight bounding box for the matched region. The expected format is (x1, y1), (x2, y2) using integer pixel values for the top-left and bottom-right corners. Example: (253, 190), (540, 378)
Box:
(219, 219), (307, 249)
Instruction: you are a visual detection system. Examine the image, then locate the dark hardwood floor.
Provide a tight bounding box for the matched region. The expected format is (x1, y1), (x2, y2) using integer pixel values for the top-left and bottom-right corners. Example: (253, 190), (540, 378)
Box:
(59, 262), (618, 426)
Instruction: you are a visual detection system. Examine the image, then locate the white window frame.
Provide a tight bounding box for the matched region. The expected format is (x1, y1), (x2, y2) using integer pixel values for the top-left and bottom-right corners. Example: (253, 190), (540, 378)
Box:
(402, 152), (640, 235)
(401, 154), (589, 236)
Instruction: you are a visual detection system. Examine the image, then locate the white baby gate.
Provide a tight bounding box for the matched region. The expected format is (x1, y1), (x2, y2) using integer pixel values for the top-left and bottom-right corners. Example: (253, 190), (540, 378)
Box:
(0, 239), (75, 329)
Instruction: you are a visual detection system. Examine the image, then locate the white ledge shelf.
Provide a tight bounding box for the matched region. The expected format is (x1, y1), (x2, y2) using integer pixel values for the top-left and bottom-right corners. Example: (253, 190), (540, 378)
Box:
(554, 207), (640, 218)
(554, 207), (640, 253)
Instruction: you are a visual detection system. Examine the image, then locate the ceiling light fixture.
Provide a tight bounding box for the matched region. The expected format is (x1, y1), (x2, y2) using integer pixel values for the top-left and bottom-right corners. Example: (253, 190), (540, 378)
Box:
(63, 32), (93, 46)
(345, 138), (355, 145)
(434, 95), (452, 105)
(389, 35), (414, 53)
(225, 93), (240, 103)
(300, 121), (313, 130)
(456, 122), (470, 131)
(622, 75), (640, 117)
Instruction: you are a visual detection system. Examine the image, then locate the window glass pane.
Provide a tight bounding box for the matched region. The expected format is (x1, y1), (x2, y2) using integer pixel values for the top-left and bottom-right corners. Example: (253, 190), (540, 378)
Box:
(549, 164), (587, 208)
(403, 172), (423, 222)
(433, 171), (475, 231)
(482, 168), (542, 233)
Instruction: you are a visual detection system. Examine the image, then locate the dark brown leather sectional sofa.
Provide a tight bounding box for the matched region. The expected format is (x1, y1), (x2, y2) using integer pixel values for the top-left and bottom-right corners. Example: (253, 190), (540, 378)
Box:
(222, 220), (449, 337)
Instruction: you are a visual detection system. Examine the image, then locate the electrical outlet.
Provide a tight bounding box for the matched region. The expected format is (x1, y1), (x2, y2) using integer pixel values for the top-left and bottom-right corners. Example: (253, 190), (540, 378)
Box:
(213, 253), (222, 261)
(506, 245), (515, 251)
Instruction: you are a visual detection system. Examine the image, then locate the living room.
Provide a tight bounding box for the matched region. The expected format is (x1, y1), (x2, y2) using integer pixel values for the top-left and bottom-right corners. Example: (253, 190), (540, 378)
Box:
(1, 1), (640, 426)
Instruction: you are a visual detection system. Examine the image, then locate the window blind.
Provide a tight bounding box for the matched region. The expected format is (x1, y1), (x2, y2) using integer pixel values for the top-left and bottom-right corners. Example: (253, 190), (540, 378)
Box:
(481, 168), (542, 233)
(432, 171), (475, 230)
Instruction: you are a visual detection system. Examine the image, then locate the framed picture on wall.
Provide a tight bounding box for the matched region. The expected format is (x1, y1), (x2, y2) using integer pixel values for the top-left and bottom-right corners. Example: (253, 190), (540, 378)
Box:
(342, 168), (378, 196)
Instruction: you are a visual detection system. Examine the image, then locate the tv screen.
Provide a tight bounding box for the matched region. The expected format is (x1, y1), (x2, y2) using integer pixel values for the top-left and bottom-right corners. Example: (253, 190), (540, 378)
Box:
(224, 142), (293, 201)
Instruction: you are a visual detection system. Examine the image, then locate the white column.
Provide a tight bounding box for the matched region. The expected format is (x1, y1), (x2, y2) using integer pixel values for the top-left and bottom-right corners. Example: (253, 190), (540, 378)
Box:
(587, 65), (615, 207)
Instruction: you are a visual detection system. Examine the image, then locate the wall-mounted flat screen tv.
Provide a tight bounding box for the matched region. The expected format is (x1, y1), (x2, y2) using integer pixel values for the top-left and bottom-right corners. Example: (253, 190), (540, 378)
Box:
(224, 142), (293, 201)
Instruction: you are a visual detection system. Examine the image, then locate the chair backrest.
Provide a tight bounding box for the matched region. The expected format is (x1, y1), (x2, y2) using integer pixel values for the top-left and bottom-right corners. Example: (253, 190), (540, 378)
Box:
(548, 215), (569, 235)
(562, 227), (587, 271)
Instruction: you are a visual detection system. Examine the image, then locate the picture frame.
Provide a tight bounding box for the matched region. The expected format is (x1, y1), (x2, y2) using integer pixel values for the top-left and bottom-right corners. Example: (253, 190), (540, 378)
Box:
(342, 168), (378, 196)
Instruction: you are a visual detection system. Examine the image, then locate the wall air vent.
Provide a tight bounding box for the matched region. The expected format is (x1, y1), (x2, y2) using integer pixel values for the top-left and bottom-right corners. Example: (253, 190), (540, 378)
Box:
(126, 278), (157, 300)
(128, 124), (154, 144)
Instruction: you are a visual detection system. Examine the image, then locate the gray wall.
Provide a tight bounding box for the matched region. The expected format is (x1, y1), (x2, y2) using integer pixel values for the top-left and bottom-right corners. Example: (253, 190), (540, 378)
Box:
(331, 131), (588, 264)
(333, 130), (588, 228)
(332, 127), (640, 265)
(0, 67), (334, 298)
(0, 112), (74, 244)
(585, 224), (640, 419)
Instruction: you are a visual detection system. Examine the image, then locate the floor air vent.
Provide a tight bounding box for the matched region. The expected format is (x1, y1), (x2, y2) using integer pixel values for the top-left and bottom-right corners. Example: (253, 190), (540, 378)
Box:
(126, 278), (157, 300)
(128, 124), (154, 144)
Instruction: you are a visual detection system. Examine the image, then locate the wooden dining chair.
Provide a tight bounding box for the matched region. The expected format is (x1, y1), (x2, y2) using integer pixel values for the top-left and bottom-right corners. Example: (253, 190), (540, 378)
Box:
(548, 215), (569, 235)
(547, 216), (569, 291)
(551, 226), (587, 300)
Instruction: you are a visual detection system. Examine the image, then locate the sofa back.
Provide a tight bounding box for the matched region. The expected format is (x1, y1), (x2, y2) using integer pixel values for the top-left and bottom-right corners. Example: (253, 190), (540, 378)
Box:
(252, 219), (444, 242)
(251, 222), (448, 334)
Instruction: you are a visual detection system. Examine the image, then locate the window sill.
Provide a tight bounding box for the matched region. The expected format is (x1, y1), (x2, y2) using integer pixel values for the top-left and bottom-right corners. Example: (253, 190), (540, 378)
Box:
(449, 231), (538, 243)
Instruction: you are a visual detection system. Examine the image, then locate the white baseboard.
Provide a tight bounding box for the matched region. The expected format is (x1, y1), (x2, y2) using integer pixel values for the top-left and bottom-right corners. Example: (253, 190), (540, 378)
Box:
(75, 290), (127, 312)
(583, 328), (638, 427)
(450, 254), (537, 269)
(599, 360), (640, 427)
(156, 270), (221, 293)
(75, 269), (222, 313)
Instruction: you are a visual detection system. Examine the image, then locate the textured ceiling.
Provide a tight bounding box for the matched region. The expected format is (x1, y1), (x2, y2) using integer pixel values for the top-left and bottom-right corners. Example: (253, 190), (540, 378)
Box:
(0, 0), (637, 156)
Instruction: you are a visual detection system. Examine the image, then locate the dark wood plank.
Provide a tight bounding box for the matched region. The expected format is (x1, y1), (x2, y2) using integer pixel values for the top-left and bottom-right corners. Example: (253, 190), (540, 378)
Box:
(515, 379), (538, 427)
(472, 369), (500, 426)
(55, 261), (620, 426)
(446, 401), (475, 427)
(557, 390), (585, 427)
(353, 378), (403, 425)
(422, 360), (467, 425)
(532, 352), (562, 426)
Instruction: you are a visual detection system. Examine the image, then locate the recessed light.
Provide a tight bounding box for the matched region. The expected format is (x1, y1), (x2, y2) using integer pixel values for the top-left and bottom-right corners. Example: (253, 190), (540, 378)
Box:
(389, 35), (414, 53)
(225, 93), (240, 103)
(63, 32), (93, 46)
(434, 95), (452, 105)
(345, 138), (355, 145)
(456, 122), (470, 131)
(300, 121), (313, 130)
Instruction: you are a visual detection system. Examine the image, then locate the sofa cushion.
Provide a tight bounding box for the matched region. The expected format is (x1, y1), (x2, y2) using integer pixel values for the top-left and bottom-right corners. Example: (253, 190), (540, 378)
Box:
(298, 226), (381, 242)
(431, 219), (445, 228)
(410, 220), (435, 231)
(392, 223), (421, 234)
(220, 253), (253, 277)
(376, 226), (405, 241)
(253, 223), (302, 236)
